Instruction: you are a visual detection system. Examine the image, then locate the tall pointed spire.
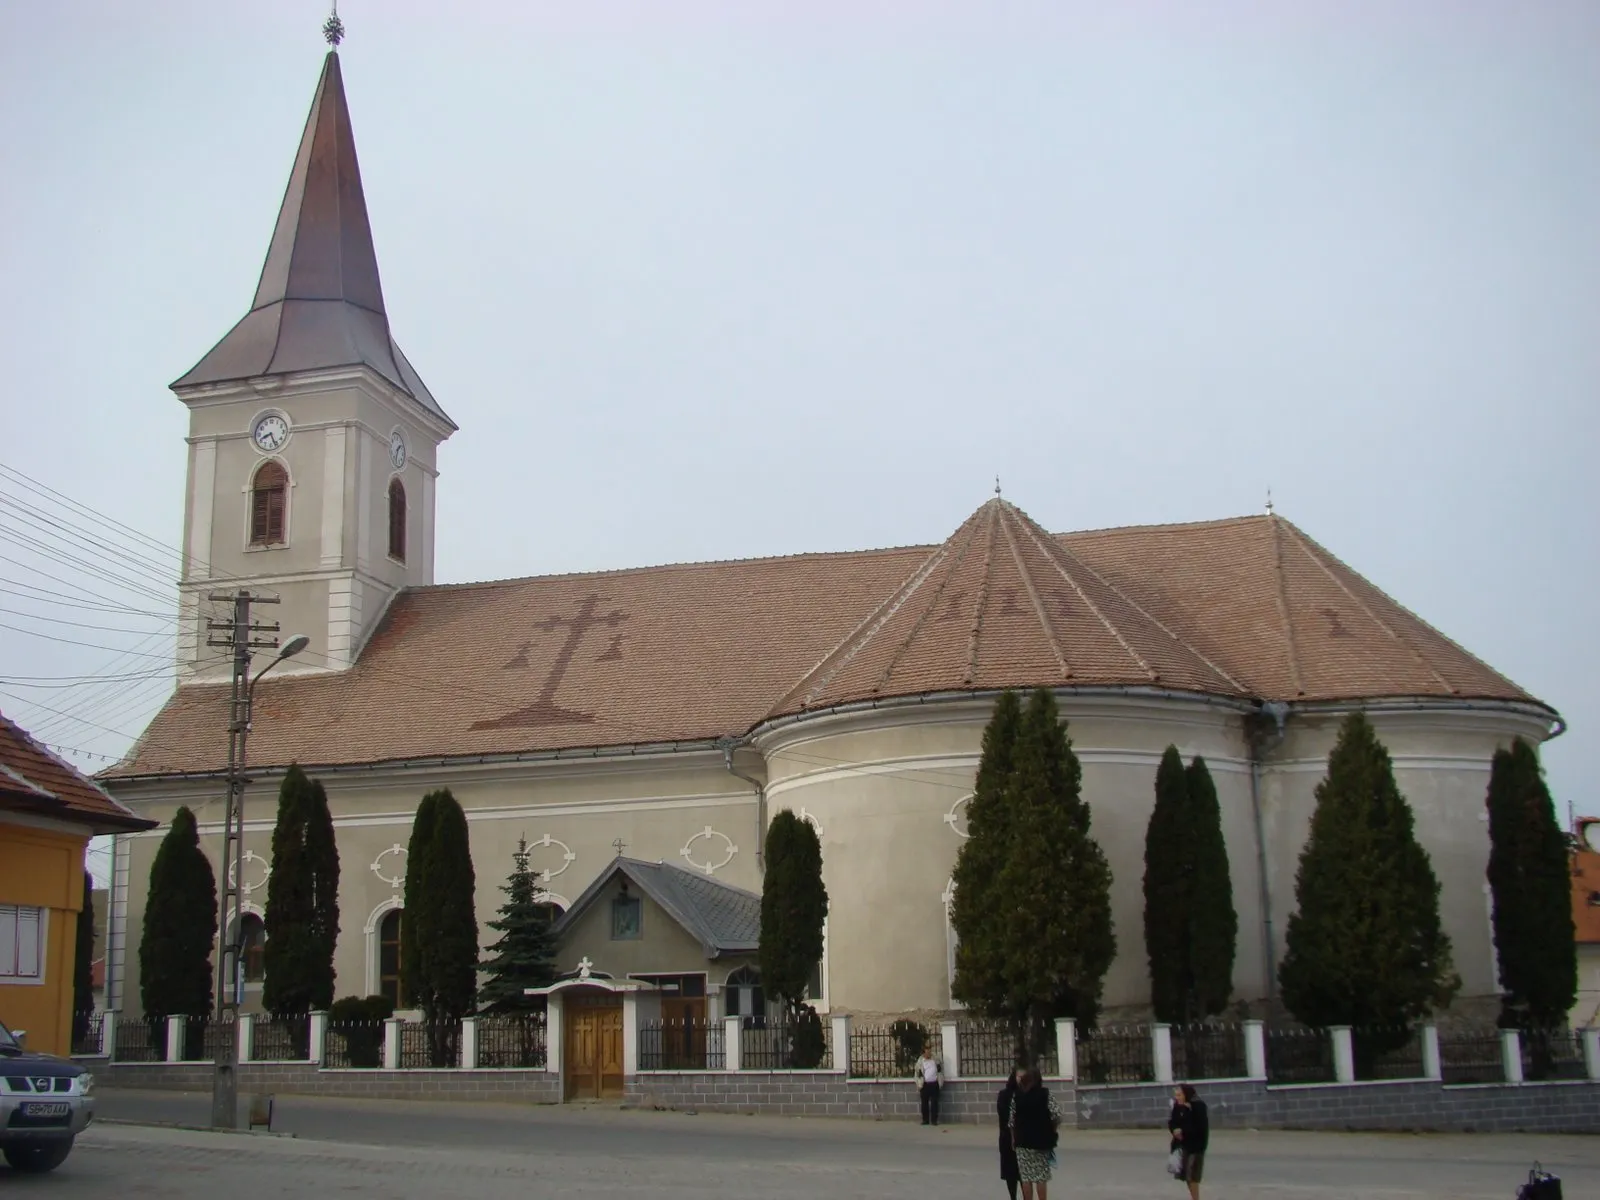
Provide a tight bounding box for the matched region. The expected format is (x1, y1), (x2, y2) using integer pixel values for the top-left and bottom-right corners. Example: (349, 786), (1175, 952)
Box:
(173, 48), (453, 428)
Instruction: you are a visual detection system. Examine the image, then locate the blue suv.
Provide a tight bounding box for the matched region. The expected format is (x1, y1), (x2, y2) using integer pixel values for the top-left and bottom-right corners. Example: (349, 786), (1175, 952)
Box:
(0, 1016), (95, 1173)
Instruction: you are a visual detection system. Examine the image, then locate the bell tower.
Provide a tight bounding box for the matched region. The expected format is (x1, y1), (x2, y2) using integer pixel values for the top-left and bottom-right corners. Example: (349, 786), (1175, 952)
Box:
(171, 44), (456, 680)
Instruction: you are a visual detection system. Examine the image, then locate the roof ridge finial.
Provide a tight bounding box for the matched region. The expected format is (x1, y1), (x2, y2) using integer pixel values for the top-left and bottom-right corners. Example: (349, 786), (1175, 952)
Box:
(1265, 487), (1275, 517)
(323, 1), (345, 47)
(994, 475), (1002, 499)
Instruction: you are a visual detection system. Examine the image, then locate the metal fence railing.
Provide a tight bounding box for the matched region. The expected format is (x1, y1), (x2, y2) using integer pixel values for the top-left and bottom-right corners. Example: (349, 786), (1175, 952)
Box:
(1077, 1025), (1156, 1085)
(1352, 1026), (1425, 1081)
(249, 1016), (311, 1062)
(1170, 1023), (1248, 1081)
(324, 1019), (386, 1069)
(740, 1017), (833, 1070)
(956, 1019), (1058, 1078)
(638, 1018), (724, 1071)
(1265, 1026), (1335, 1085)
(1438, 1029), (1503, 1085)
(849, 1020), (933, 1079)
(476, 1014), (547, 1069)
(113, 1017), (162, 1063)
(1520, 1029), (1588, 1082)
(71, 1012), (105, 1057)
(400, 1019), (461, 1069)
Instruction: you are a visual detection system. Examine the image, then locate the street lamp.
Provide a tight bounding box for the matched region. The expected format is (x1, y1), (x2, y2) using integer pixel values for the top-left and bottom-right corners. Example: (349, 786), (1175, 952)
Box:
(211, 628), (308, 1130)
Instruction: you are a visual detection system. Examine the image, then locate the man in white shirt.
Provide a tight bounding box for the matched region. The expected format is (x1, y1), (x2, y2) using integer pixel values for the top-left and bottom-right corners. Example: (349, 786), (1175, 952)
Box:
(914, 1043), (942, 1125)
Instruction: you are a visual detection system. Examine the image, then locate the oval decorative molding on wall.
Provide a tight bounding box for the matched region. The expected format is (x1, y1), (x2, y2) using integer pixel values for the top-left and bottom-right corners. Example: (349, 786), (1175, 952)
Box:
(798, 807), (824, 837)
(371, 844), (407, 890)
(526, 833), (577, 882)
(944, 793), (973, 838)
(681, 826), (738, 876)
(227, 849), (270, 896)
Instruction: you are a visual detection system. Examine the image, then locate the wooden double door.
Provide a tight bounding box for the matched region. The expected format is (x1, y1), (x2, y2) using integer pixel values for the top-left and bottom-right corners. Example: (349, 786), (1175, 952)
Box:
(564, 994), (624, 1100)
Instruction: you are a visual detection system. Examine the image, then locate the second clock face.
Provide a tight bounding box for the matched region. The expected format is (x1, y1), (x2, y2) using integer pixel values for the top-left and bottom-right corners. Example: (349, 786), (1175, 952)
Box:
(252, 413), (289, 452)
(390, 429), (407, 470)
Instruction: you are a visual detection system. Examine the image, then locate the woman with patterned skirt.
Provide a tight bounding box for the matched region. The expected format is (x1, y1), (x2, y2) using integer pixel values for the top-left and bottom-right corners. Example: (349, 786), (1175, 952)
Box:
(1009, 1068), (1063, 1199)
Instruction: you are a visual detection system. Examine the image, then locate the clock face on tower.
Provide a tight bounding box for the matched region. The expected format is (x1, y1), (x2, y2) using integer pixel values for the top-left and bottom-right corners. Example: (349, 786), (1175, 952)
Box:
(390, 429), (407, 471)
(251, 413), (289, 453)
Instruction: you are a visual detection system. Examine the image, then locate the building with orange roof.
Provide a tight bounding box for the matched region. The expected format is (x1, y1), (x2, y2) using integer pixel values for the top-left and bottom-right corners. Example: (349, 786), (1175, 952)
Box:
(99, 46), (1565, 1049)
(1569, 819), (1600, 1028)
(0, 712), (152, 1057)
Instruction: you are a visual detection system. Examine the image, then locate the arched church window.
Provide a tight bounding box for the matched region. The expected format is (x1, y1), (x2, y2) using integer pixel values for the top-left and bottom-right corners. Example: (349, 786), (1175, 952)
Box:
(239, 913), (266, 983)
(387, 478), (406, 562)
(379, 908), (405, 1007)
(250, 461), (288, 546)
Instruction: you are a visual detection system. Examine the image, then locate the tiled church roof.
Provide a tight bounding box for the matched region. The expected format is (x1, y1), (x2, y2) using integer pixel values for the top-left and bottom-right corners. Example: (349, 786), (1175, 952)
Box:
(103, 506), (1546, 779)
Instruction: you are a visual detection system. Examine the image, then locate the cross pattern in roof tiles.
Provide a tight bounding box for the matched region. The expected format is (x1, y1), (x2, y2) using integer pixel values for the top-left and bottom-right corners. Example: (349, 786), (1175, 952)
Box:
(471, 593), (630, 730)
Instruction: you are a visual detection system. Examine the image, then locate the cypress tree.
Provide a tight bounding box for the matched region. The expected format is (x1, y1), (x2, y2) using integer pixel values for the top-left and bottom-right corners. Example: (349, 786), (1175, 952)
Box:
(72, 870), (95, 1046)
(1143, 747), (1193, 1023)
(263, 765), (342, 1020)
(1279, 712), (1459, 1040)
(951, 689), (1023, 1022)
(403, 789), (477, 1063)
(1485, 738), (1577, 1034)
(1185, 756), (1237, 1020)
(478, 838), (560, 1014)
(994, 688), (1116, 1045)
(759, 809), (830, 1067)
(139, 806), (218, 1023)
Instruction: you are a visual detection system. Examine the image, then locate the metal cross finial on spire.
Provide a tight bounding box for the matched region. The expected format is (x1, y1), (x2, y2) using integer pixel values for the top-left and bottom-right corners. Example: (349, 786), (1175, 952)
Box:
(1265, 487), (1275, 516)
(994, 476), (1002, 498)
(323, 2), (345, 47)
(612, 837), (627, 858)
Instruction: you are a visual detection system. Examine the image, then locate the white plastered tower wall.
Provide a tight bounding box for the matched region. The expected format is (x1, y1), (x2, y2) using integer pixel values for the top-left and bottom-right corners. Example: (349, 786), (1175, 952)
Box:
(173, 366), (451, 680)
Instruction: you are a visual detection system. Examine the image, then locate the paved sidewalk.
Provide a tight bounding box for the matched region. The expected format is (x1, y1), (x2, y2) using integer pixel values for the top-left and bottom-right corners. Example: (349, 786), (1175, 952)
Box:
(9, 1093), (1597, 1198)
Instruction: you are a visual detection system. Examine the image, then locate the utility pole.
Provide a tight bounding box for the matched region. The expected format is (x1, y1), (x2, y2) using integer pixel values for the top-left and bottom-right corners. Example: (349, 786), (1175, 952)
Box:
(205, 589), (281, 1130)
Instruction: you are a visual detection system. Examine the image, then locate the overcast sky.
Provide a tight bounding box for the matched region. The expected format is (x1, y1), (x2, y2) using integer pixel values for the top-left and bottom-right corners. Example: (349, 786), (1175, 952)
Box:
(2, 1), (1595, 882)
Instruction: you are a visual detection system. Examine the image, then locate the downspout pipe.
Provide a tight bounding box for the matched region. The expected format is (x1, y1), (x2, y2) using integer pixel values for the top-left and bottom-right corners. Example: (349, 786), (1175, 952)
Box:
(1248, 701), (1290, 1003)
(720, 738), (767, 875)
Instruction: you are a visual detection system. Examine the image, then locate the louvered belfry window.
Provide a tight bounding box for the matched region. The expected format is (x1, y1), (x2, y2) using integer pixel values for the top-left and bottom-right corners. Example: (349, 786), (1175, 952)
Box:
(250, 461), (288, 546)
(387, 478), (406, 562)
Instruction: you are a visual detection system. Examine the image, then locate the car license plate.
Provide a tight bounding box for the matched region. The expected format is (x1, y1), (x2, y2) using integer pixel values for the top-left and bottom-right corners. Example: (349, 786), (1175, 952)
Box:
(22, 1102), (69, 1117)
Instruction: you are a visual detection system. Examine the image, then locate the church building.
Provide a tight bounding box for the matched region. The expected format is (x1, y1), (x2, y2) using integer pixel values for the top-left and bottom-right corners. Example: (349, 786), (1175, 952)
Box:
(102, 47), (1560, 1025)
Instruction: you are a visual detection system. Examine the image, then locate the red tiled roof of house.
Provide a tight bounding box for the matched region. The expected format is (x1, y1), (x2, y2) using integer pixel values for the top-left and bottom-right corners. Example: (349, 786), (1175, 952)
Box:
(0, 711), (155, 832)
(103, 506), (1547, 779)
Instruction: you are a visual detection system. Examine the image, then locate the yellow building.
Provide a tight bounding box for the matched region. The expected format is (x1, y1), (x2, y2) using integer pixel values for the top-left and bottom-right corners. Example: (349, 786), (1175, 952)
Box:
(0, 712), (152, 1057)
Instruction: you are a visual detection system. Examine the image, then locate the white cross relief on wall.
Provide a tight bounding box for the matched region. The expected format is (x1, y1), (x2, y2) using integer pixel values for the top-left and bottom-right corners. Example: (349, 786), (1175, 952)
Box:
(681, 826), (737, 876)
(526, 833), (576, 882)
(371, 844), (407, 892)
(227, 849), (270, 896)
(577, 957), (594, 979)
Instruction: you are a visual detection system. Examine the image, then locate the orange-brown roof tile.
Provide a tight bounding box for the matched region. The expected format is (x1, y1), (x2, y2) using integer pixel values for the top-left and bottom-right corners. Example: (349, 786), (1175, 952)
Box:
(104, 506), (1549, 779)
(0, 711), (155, 832)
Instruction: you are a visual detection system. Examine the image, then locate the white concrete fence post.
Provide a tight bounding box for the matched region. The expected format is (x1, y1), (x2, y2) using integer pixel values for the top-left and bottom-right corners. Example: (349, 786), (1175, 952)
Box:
(621, 994), (639, 1077)
(237, 1013), (255, 1063)
(1054, 1018), (1076, 1081)
(545, 994), (563, 1078)
(940, 1020), (960, 1081)
(1583, 1028), (1600, 1082)
(723, 1016), (742, 1072)
(1330, 1026), (1355, 1084)
(1500, 1029), (1524, 1084)
(831, 1014), (852, 1076)
(1420, 1025), (1442, 1081)
(460, 1016), (479, 1070)
(166, 1015), (185, 1063)
(307, 1010), (327, 1065)
(102, 1012), (118, 1062)
(1242, 1020), (1267, 1080)
(383, 1017), (402, 1071)
(1152, 1024), (1174, 1085)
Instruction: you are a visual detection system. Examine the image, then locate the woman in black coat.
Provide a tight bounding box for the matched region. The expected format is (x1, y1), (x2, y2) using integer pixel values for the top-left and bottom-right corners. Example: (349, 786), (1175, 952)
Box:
(997, 1068), (1020, 1200)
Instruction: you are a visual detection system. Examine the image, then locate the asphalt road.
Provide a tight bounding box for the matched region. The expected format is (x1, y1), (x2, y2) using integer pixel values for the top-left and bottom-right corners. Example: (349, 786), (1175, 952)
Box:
(35, 1086), (1594, 1199)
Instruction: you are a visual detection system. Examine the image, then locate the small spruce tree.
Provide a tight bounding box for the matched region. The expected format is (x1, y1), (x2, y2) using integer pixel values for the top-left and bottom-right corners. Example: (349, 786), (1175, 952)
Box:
(403, 789), (478, 1064)
(951, 689), (1023, 1031)
(478, 838), (560, 1014)
(759, 809), (830, 1068)
(994, 688), (1116, 1050)
(1485, 738), (1577, 1036)
(1279, 712), (1459, 1048)
(72, 870), (96, 1047)
(139, 806), (218, 1025)
(263, 765), (342, 1023)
